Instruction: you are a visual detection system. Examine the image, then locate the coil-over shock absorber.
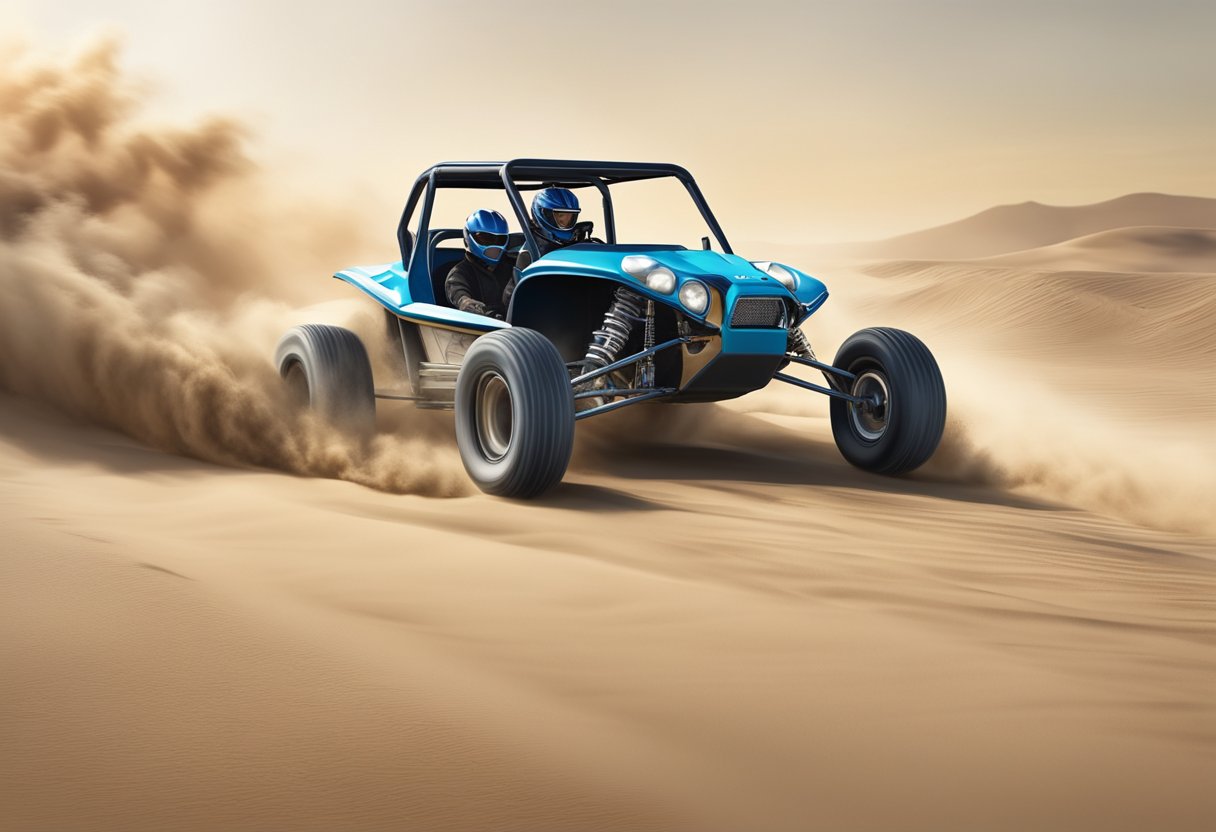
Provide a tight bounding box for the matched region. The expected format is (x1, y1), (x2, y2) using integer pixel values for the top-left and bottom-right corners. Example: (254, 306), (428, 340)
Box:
(788, 325), (849, 393)
(788, 327), (817, 361)
(583, 286), (646, 370)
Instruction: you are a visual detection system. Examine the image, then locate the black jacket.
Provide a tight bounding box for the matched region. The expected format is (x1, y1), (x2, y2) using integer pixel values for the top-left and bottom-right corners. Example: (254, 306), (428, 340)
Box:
(515, 223), (572, 271)
(445, 253), (515, 317)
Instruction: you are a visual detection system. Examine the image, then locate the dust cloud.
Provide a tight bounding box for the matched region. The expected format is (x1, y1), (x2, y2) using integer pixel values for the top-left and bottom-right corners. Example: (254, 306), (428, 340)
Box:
(920, 363), (1216, 536)
(3, 40), (1212, 529)
(735, 265), (1216, 536)
(0, 39), (470, 496)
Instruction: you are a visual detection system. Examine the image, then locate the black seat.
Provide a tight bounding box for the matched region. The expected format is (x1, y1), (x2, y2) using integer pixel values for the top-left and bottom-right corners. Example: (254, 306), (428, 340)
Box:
(428, 228), (464, 306)
(428, 238), (466, 306)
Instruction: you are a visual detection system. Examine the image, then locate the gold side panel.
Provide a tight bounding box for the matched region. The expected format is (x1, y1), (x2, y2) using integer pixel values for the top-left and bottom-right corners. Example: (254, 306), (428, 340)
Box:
(679, 288), (724, 388)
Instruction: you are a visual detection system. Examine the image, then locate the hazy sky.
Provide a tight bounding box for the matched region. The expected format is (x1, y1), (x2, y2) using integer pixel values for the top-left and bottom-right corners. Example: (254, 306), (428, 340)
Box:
(6, 0), (1215, 242)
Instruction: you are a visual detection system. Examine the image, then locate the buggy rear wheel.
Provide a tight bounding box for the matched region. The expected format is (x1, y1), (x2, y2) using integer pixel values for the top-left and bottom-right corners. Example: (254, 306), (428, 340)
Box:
(829, 327), (946, 475)
(455, 328), (575, 498)
(274, 324), (376, 436)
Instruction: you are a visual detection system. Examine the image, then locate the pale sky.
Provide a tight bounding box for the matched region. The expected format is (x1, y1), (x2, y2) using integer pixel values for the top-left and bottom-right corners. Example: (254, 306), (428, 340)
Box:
(6, 0), (1216, 243)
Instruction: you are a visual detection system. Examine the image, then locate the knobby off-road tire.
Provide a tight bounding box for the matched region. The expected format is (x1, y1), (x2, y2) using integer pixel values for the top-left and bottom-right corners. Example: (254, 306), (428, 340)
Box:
(455, 328), (575, 498)
(829, 327), (946, 475)
(275, 324), (376, 436)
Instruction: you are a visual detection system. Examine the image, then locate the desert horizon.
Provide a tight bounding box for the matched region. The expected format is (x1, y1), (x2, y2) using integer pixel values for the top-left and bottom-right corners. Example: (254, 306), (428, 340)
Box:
(3, 12), (1215, 832)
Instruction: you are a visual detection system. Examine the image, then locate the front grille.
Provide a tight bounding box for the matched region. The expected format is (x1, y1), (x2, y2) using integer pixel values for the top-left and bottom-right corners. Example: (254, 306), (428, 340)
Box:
(730, 297), (787, 328)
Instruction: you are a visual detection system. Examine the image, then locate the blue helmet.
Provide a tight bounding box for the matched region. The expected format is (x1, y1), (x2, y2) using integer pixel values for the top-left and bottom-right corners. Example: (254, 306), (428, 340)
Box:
(531, 187), (581, 244)
(463, 209), (510, 265)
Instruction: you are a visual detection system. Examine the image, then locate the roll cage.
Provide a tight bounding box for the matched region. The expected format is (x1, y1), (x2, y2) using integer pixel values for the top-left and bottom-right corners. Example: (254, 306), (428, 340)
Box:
(396, 158), (734, 276)
(374, 159), (875, 426)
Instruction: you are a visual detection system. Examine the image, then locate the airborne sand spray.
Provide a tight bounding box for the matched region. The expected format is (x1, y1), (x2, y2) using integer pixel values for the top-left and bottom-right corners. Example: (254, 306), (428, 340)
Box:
(733, 270), (1216, 536)
(0, 40), (471, 496)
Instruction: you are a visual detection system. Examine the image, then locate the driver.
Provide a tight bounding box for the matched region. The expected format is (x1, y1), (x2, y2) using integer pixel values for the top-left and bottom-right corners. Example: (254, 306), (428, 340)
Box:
(445, 209), (514, 319)
(514, 186), (583, 271)
(504, 186), (591, 308)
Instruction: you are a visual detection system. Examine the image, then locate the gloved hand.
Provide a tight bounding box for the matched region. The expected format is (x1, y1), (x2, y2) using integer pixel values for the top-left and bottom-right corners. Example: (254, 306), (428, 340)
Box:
(457, 297), (489, 316)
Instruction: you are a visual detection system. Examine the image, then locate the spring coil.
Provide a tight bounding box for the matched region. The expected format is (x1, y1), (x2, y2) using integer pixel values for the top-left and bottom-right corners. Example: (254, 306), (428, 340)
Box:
(583, 286), (645, 368)
(788, 327), (817, 361)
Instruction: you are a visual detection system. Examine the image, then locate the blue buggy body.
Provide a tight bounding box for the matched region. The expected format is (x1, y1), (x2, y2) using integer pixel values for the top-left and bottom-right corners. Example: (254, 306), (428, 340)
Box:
(336, 246), (827, 335)
(278, 159), (946, 497)
(336, 244), (829, 396)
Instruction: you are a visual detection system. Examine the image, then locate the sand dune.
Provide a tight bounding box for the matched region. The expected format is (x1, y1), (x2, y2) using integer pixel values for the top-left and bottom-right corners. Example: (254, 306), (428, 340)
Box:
(2, 43), (1215, 832)
(861, 258), (1216, 366)
(852, 192), (1216, 259)
(984, 226), (1216, 273)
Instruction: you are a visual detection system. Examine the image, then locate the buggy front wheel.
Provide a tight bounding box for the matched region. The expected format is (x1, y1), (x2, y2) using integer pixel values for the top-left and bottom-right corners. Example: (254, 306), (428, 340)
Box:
(829, 327), (946, 475)
(454, 328), (575, 498)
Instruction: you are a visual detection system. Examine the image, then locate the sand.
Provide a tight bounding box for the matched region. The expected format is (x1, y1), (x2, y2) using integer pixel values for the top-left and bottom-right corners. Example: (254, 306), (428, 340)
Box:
(4, 223), (1216, 828)
(2, 42), (1215, 832)
(3, 388), (1215, 831)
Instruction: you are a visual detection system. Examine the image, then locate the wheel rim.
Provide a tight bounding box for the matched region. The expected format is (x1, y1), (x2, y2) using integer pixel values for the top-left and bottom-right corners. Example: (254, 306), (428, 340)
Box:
(475, 371), (513, 462)
(849, 370), (890, 442)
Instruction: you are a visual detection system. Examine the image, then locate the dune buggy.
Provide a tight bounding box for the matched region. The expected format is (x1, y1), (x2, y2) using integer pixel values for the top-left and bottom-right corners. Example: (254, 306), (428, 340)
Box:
(276, 159), (946, 497)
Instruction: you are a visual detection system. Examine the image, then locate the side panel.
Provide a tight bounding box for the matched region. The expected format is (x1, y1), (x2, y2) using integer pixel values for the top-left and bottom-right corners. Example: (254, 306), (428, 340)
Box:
(335, 262), (412, 308)
(335, 262), (508, 334)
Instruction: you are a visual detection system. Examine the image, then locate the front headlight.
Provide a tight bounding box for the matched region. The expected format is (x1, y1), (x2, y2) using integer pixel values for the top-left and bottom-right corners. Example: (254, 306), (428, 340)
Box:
(644, 267), (676, 294)
(751, 260), (798, 291)
(678, 280), (710, 314)
(621, 255), (676, 294)
(622, 255), (659, 278)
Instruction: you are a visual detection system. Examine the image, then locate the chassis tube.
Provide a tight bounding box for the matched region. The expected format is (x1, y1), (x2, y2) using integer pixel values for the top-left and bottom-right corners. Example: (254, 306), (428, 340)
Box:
(784, 353), (856, 381)
(773, 371), (864, 403)
(573, 388), (677, 420)
(569, 336), (690, 387)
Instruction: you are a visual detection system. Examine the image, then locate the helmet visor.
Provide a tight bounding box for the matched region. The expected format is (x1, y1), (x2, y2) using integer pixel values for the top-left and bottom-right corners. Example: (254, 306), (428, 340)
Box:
(551, 210), (578, 230)
(472, 231), (508, 247)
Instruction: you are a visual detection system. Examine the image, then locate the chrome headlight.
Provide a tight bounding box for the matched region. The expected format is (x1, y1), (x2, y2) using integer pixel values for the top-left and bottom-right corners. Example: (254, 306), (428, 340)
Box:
(621, 255), (659, 278)
(621, 255), (676, 294)
(751, 260), (797, 291)
(644, 267), (676, 294)
(678, 280), (710, 315)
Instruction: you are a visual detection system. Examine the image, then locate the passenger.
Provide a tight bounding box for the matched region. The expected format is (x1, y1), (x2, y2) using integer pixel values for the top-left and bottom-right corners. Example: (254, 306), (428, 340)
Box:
(445, 209), (514, 319)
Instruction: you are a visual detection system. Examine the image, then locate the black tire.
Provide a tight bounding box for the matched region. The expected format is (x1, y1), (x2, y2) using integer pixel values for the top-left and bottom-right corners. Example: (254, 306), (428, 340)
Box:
(455, 328), (575, 498)
(829, 327), (946, 475)
(274, 324), (376, 436)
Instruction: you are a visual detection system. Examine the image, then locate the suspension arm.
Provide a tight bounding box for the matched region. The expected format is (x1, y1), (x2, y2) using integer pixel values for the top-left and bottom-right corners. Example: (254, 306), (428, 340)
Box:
(570, 336), (691, 387)
(573, 387), (669, 400)
(773, 371), (864, 403)
(573, 388), (678, 420)
(784, 353), (856, 381)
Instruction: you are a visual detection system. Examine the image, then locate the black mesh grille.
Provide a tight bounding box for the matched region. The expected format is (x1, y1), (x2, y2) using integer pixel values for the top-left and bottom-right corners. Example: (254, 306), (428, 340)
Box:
(730, 297), (787, 328)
